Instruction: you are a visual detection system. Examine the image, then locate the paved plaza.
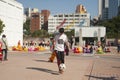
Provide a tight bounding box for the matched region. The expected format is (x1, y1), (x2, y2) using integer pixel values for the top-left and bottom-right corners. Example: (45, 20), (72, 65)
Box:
(0, 51), (120, 80)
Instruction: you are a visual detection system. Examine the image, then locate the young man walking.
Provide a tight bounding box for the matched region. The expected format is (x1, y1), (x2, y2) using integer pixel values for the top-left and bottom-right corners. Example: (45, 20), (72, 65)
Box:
(54, 28), (69, 74)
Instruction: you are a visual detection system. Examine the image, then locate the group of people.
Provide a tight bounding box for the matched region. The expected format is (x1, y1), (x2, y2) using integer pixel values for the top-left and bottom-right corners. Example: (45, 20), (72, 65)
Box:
(0, 28), (69, 74)
(23, 40), (50, 47)
(0, 34), (8, 61)
(1, 28), (120, 75)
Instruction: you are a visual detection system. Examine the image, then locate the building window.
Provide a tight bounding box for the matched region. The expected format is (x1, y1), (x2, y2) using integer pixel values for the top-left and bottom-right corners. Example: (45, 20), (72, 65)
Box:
(69, 15), (73, 17)
(65, 15), (68, 17)
(59, 15), (63, 17)
(0, 0), (7, 3)
(75, 15), (79, 17)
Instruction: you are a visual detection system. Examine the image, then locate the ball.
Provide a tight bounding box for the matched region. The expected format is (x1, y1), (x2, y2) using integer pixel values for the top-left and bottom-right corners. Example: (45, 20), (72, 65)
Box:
(59, 63), (66, 70)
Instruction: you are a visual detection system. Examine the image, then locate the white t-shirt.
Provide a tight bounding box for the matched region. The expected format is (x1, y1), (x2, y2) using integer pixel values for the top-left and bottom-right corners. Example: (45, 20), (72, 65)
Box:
(54, 33), (68, 51)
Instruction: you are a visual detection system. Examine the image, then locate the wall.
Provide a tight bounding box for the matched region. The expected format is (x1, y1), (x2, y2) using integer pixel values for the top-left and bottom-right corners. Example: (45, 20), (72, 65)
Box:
(75, 26), (106, 37)
(0, 0), (23, 46)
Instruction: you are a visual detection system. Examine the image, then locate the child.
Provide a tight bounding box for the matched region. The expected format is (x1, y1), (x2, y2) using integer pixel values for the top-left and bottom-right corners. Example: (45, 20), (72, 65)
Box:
(48, 37), (56, 62)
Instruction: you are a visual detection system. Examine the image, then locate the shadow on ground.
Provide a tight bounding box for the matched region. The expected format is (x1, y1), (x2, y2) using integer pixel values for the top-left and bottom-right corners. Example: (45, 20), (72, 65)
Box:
(112, 66), (120, 69)
(34, 59), (57, 63)
(26, 67), (59, 75)
(85, 75), (117, 80)
(34, 59), (49, 62)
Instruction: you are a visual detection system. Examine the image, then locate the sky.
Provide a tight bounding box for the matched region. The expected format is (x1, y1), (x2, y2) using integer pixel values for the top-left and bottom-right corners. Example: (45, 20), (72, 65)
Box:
(17, 0), (98, 18)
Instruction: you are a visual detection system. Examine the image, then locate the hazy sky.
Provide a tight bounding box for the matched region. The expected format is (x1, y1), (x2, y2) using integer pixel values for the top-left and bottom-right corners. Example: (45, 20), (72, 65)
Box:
(17, 0), (98, 18)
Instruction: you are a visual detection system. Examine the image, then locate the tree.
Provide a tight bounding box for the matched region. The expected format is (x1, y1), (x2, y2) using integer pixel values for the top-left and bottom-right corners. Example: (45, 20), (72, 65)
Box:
(31, 29), (49, 38)
(65, 29), (74, 39)
(100, 16), (120, 38)
(112, 16), (120, 38)
(0, 19), (5, 35)
(23, 19), (31, 36)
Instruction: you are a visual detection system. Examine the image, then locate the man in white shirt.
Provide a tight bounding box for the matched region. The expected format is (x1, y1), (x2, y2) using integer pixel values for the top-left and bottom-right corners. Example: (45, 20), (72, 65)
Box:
(54, 28), (69, 74)
(1, 34), (8, 61)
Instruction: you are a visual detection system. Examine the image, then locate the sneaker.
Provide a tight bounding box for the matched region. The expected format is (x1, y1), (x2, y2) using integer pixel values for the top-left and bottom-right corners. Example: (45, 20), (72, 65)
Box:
(59, 70), (64, 74)
(4, 59), (8, 61)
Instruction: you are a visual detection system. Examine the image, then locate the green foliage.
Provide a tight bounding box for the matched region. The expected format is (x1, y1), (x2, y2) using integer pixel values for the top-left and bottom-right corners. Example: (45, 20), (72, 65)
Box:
(23, 19), (50, 38)
(65, 29), (74, 39)
(101, 16), (120, 38)
(0, 19), (5, 35)
(23, 19), (31, 36)
(31, 29), (49, 38)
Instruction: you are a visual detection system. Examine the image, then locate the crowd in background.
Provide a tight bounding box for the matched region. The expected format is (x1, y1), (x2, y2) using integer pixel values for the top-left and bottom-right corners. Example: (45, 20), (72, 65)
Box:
(23, 40), (50, 47)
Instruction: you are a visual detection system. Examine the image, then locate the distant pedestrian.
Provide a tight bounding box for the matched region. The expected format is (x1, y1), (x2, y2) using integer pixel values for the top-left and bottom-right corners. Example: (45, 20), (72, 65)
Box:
(65, 43), (70, 56)
(0, 34), (8, 61)
(70, 36), (75, 49)
(117, 44), (120, 53)
(54, 28), (70, 74)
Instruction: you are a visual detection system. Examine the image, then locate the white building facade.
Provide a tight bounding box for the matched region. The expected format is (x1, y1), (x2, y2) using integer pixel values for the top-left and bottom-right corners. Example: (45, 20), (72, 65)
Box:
(75, 26), (106, 46)
(0, 0), (23, 46)
(48, 13), (90, 33)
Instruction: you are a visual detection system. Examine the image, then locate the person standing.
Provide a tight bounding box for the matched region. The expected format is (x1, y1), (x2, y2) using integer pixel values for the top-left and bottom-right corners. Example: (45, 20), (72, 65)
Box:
(0, 34), (8, 61)
(48, 37), (56, 62)
(65, 43), (70, 56)
(70, 36), (75, 49)
(54, 28), (69, 74)
(72, 36), (75, 49)
(117, 44), (120, 53)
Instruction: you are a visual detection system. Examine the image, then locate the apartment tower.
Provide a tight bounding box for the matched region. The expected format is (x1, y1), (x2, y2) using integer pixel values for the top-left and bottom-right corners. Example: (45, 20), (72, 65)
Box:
(30, 12), (40, 33)
(75, 4), (87, 14)
(41, 10), (50, 31)
(99, 0), (118, 20)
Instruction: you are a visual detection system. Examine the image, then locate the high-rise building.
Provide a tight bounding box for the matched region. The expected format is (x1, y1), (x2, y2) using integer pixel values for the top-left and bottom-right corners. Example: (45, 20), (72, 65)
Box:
(41, 10), (50, 31)
(31, 8), (39, 13)
(24, 8), (31, 18)
(108, 0), (118, 19)
(99, 0), (119, 20)
(30, 12), (41, 33)
(24, 8), (39, 19)
(118, 0), (120, 15)
(98, 0), (102, 18)
(75, 4), (87, 14)
(0, 0), (23, 46)
(48, 13), (90, 33)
